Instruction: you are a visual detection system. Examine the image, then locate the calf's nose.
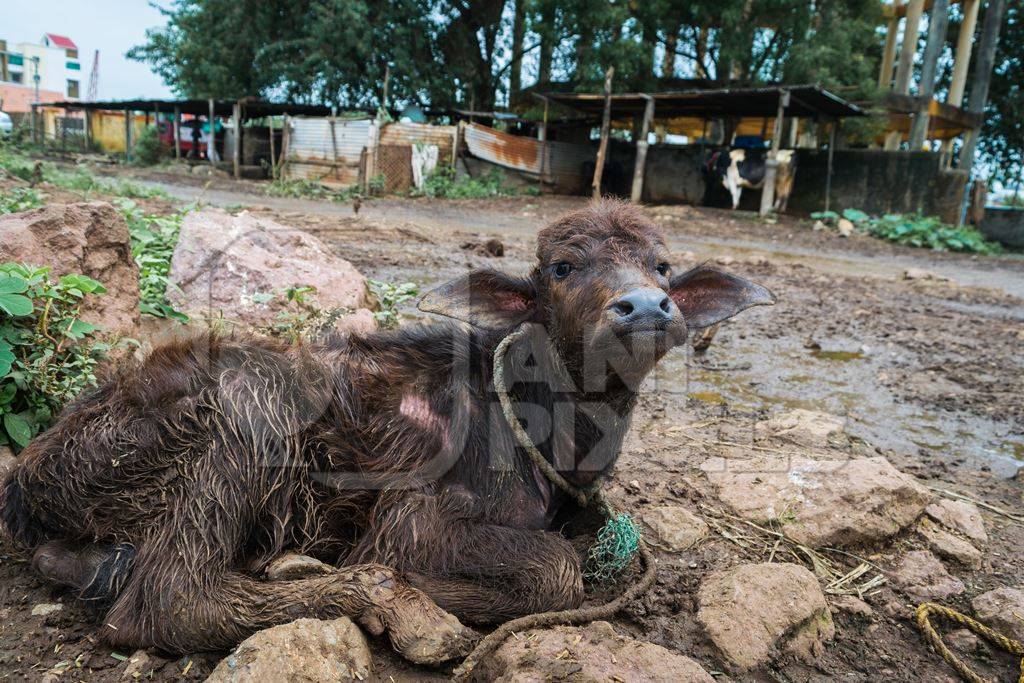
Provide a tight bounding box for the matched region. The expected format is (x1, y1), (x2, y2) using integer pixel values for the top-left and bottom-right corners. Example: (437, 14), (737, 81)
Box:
(610, 288), (673, 326)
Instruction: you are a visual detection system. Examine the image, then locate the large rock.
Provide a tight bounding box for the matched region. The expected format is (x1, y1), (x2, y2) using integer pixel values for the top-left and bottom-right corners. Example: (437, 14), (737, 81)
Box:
(168, 210), (374, 333)
(700, 454), (931, 547)
(0, 202), (139, 331)
(890, 550), (965, 600)
(205, 617), (371, 682)
(480, 620), (715, 682)
(972, 587), (1024, 643)
(642, 505), (709, 552)
(697, 563), (833, 670)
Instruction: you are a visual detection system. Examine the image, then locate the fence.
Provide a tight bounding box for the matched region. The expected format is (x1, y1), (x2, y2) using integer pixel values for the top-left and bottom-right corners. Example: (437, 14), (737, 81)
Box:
(281, 116), (375, 186)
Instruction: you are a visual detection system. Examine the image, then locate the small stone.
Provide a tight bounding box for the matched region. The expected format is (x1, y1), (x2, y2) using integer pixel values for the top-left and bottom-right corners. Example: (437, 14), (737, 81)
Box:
(715, 255), (736, 266)
(830, 595), (874, 619)
(31, 603), (63, 617)
(890, 550), (965, 600)
(944, 629), (980, 653)
(641, 505), (709, 553)
(813, 220), (827, 231)
(917, 519), (982, 568)
(755, 408), (846, 449)
(120, 650), (162, 680)
(697, 563), (834, 670)
(206, 617), (371, 682)
(925, 499), (987, 544)
(837, 218), (854, 237)
(265, 553), (334, 581)
(972, 587), (1024, 643)
(481, 621), (715, 682)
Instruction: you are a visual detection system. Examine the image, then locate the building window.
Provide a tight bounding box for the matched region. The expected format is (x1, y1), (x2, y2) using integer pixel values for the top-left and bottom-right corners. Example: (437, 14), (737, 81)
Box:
(66, 49), (78, 59)
(11, 72), (22, 84)
(66, 61), (80, 70)
(67, 79), (79, 98)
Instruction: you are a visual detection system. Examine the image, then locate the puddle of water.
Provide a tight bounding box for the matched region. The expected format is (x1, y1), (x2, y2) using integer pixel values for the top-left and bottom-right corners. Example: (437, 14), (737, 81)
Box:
(649, 337), (1023, 477)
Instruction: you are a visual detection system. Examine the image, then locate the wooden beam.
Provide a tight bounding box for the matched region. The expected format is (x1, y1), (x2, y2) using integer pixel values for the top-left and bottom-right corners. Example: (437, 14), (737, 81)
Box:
(909, 0), (951, 148)
(958, 0), (1007, 171)
(630, 95), (655, 203)
(267, 116), (276, 180)
(879, 6), (902, 88)
(124, 109), (132, 163)
(591, 66), (615, 201)
(208, 99), (216, 165)
(232, 101), (241, 179)
(948, 0), (980, 106)
(84, 108), (93, 151)
(173, 106), (181, 160)
(825, 119), (839, 213)
(760, 89), (789, 217)
(891, 0), (962, 17)
(894, 0), (926, 94)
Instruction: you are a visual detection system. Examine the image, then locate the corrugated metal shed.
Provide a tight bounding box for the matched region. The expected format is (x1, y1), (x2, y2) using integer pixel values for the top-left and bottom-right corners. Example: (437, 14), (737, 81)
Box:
(379, 122), (457, 162)
(463, 123), (595, 192)
(284, 116), (373, 185)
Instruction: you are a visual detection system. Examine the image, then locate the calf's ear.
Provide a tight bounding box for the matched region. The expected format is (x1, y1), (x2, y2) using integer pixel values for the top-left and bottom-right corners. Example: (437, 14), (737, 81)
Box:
(669, 264), (775, 329)
(418, 269), (537, 329)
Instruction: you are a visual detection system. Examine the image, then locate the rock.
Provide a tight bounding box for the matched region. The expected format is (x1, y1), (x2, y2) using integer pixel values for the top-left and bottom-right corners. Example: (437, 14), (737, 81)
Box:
(903, 268), (949, 282)
(480, 620), (715, 682)
(700, 454), (931, 547)
(642, 505), (709, 552)
(944, 629), (980, 653)
(168, 209), (374, 331)
(755, 409), (847, 449)
(698, 563), (833, 670)
(812, 220), (827, 232)
(890, 550), (965, 600)
(837, 218), (854, 237)
(265, 553), (333, 581)
(972, 587), (1024, 642)
(206, 617), (371, 682)
(925, 499), (987, 544)
(120, 650), (161, 680)
(0, 202), (140, 332)
(917, 518), (982, 568)
(830, 595), (874, 619)
(31, 603), (63, 617)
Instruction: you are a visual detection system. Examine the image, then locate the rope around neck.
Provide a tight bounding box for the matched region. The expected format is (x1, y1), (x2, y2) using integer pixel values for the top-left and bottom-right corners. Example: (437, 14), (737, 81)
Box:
(450, 324), (658, 681)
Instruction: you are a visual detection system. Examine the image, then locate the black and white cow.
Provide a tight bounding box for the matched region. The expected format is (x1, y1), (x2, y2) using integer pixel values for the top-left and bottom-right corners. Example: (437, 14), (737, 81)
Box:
(708, 148), (797, 211)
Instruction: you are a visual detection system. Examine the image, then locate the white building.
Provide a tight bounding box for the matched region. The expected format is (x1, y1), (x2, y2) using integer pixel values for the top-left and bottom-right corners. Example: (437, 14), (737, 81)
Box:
(0, 33), (81, 105)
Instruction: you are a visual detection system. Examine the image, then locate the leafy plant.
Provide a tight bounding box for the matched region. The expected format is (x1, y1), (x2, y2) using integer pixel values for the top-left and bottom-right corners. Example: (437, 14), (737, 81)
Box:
(116, 199), (189, 321)
(132, 126), (168, 166)
(0, 263), (109, 450)
(368, 279), (418, 329)
(420, 167), (518, 199)
(864, 214), (1001, 254)
(255, 285), (356, 342)
(266, 178), (360, 202)
(0, 187), (44, 214)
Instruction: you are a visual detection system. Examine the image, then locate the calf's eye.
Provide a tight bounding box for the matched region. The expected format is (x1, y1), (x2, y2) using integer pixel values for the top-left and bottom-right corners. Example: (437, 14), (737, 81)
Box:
(656, 263), (671, 277)
(553, 262), (574, 278)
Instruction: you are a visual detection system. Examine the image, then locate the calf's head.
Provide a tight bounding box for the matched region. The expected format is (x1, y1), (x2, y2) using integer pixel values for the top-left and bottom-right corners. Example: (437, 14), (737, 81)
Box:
(420, 201), (774, 387)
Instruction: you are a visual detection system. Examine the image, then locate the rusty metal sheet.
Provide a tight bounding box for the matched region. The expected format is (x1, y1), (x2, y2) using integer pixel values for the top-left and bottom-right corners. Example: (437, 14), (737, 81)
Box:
(379, 122), (456, 162)
(284, 116), (372, 185)
(464, 123), (596, 191)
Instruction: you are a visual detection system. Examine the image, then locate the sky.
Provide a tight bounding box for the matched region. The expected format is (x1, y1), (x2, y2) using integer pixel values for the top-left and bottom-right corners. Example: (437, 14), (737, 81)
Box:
(5, 0), (174, 100)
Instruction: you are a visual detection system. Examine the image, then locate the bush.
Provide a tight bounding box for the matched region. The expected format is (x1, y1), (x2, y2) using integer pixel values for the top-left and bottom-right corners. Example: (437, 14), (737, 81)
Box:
(0, 187), (44, 214)
(368, 280), (419, 329)
(420, 167), (518, 199)
(0, 263), (110, 450)
(132, 126), (167, 166)
(811, 208), (1001, 254)
(116, 199), (188, 321)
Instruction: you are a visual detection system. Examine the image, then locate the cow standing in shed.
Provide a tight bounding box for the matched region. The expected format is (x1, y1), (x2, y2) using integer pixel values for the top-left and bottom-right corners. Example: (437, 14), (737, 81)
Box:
(711, 148), (797, 211)
(0, 202), (774, 662)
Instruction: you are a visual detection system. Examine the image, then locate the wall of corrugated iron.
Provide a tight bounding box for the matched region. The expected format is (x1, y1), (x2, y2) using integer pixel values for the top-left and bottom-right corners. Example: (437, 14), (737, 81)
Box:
(284, 116), (372, 186)
(463, 123), (595, 192)
(379, 122), (456, 162)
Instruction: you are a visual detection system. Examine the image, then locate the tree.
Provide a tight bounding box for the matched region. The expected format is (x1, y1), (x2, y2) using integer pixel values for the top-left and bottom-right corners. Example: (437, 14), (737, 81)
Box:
(978, 1), (1022, 188)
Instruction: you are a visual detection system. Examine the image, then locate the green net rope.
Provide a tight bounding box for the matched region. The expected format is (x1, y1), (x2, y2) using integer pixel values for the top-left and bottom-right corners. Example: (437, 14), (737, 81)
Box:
(584, 511), (642, 583)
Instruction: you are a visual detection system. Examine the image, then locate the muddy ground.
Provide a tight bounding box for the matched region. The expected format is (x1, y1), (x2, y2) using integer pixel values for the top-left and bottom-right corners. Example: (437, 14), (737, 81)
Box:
(1, 171), (1022, 681)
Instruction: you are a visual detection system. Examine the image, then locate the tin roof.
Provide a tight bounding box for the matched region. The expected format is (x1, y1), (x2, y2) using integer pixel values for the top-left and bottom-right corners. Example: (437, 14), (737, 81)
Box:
(44, 34), (77, 50)
(47, 98), (338, 119)
(540, 85), (863, 120)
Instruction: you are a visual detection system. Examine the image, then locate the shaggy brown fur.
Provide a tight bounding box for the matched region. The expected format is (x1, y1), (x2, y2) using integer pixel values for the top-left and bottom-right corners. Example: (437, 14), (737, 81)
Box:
(1, 200), (773, 662)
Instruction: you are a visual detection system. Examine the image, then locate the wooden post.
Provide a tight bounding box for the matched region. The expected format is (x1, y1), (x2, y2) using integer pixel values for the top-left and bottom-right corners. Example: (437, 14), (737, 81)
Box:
(232, 101), (241, 179)
(538, 96), (549, 189)
(825, 119), (839, 213)
(173, 106), (181, 160)
(958, 0), (1007, 179)
(124, 108), (132, 162)
(84, 108), (93, 151)
(949, 0), (981, 106)
(451, 120), (461, 170)
(630, 95), (655, 203)
(878, 4), (902, 88)
(208, 98), (216, 165)
(760, 89), (789, 217)
(591, 66), (614, 200)
(894, 0), (926, 94)
(328, 115), (339, 182)
(267, 116), (276, 180)
(909, 0), (950, 149)
(281, 114), (290, 179)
